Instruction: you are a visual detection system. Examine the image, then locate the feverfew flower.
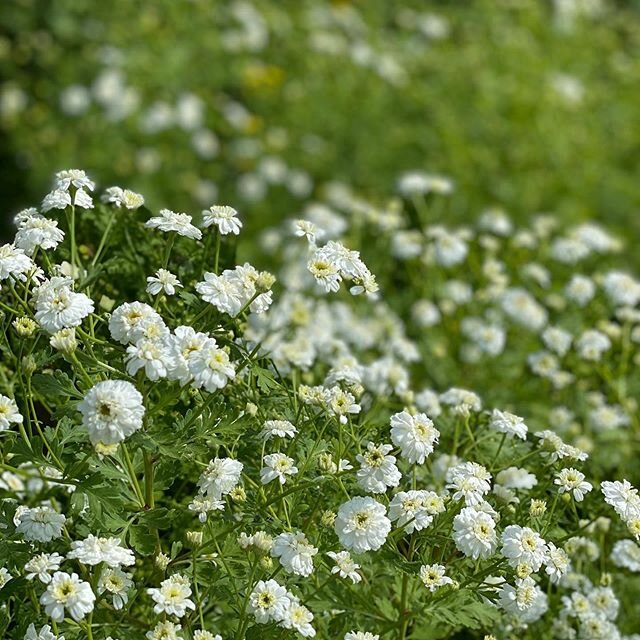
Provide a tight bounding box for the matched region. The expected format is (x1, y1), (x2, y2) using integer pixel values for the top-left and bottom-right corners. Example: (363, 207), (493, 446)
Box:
(67, 535), (135, 567)
(109, 301), (167, 345)
(388, 490), (443, 534)
(555, 468), (593, 502)
(419, 564), (453, 592)
(40, 572), (95, 622)
(202, 205), (242, 235)
(576, 329), (611, 361)
(601, 479), (640, 524)
(356, 442), (402, 494)
(24, 552), (64, 583)
(146, 621), (183, 640)
(148, 574), (196, 618)
(0, 394), (23, 431)
(98, 567), (133, 610)
(334, 496), (391, 553)
(78, 380), (145, 445)
(248, 579), (291, 624)
(16, 506), (66, 542)
(281, 599), (316, 637)
(146, 269), (182, 296)
(498, 577), (540, 615)
(188, 338), (236, 391)
(501, 525), (548, 572)
(488, 409), (528, 440)
(390, 410), (439, 464)
(32, 277), (94, 333)
(102, 186), (145, 209)
(261, 453), (298, 485)
(271, 531), (318, 576)
(24, 624), (63, 640)
(326, 551), (362, 583)
(260, 419), (297, 440)
(453, 507), (497, 560)
(0, 243), (34, 281)
(14, 212), (64, 255)
(344, 632), (379, 640)
(197, 457), (243, 499)
(544, 542), (571, 583)
(145, 209), (202, 240)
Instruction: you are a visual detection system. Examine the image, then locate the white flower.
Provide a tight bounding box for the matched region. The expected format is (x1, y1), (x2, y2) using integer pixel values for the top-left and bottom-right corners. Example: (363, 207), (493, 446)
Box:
(125, 337), (175, 381)
(67, 535), (135, 567)
(611, 539), (640, 572)
(0, 243), (34, 281)
(388, 490), (444, 534)
(555, 468), (593, 502)
(146, 269), (182, 296)
(109, 302), (167, 345)
(293, 219), (323, 244)
(32, 277), (94, 333)
(452, 507), (497, 560)
(601, 480), (640, 523)
(102, 186), (145, 209)
(193, 632), (222, 640)
(197, 457), (243, 500)
(501, 288), (548, 331)
(446, 462), (492, 506)
(202, 205), (242, 235)
(78, 380), (145, 445)
(40, 571), (95, 622)
(602, 271), (640, 307)
(260, 419), (297, 440)
(15, 213), (64, 255)
(334, 496), (391, 553)
(390, 410), (439, 464)
(326, 550), (362, 583)
(344, 632), (379, 640)
(16, 506), (66, 542)
(565, 274), (595, 306)
(41, 189), (71, 212)
(188, 338), (236, 391)
(188, 495), (225, 522)
(55, 169), (95, 192)
(498, 577), (540, 614)
(248, 579), (291, 624)
(576, 329), (611, 361)
(545, 542), (571, 583)
(0, 566), (11, 589)
(261, 453), (298, 485)
(271, 531), (318, 576)
(148, 574), (196, 618)
(145, 209), (202, 240)
(98, 567), (132, 610)
(542, 326), (573, 357)
(281, 599), (316, 637)
(24, 552), (63, 583)
(488, 409), (528, 440)
(0, 394), (23, 431)
(327, 387), (361, 424)
(24, 624), (63, 640)
(146, 621), (183, 640)
(356, 442), (402, 494)
(501, 525), (548, 572)
(419, 564), (453, 592)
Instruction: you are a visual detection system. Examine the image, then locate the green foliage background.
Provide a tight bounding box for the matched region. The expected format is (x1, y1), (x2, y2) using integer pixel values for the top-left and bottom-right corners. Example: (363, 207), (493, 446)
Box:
(1, 0), (640, 239)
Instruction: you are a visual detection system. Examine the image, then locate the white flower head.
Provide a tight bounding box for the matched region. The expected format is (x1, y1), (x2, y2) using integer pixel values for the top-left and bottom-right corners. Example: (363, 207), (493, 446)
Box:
(78, 380), (145, 445)
(202, 205), (242, 235)
(334, 496), (391, 553)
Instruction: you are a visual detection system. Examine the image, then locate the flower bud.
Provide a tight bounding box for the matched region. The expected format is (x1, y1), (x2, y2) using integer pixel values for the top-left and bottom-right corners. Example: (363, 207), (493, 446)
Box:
(259, 556), (274, 571)
(529, 499), (547, 518)
(321, 510), (336, 527)
(230, 486), (246, 503)
(50, 327), (77, 353)
(155, 553), (171, 571)
(13, 317), (37, 337)
(187, 531), (203, 547)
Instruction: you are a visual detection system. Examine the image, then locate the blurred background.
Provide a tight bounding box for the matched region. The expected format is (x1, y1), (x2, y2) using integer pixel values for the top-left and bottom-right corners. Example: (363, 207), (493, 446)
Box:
(1, 0), (639, 241)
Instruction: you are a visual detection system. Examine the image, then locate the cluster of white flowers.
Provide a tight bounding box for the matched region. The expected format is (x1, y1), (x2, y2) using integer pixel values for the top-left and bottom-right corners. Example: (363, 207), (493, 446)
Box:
(2, 169), (640, 640)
